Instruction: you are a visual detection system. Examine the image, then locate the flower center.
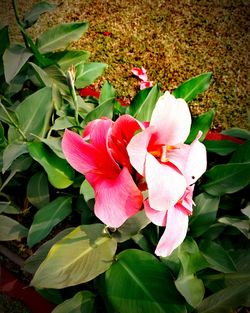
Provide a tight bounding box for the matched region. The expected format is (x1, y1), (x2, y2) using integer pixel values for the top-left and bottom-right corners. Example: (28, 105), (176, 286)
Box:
(149, 144), (176, 163)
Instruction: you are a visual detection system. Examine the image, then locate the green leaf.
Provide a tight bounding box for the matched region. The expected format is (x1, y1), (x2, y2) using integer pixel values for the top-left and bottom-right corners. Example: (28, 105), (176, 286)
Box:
(23, 228), (74, 274)
(80, 179), (95, 202)
(0, 26), (10, 76)
(39, 136), (64, 159)
(113, 210), (150, 243)
(218, 216), (250, 239)
(2, 142), (28, 173)
(105, 249), (186, 313)
(196, 282), (250, 313)
(201, 162), (250, 196)
(75, 62), (107, 89)
(27, 196), (72, 248)
(31, 224), (117, 289)
(49, 50), (90, 72)
(134, 84), (161, 122)
(189, 192), (220, 237)
(199, 240), (237, 273)
(3, 44), (32, 83)
(185, 110), (215, 144)
(0, 101), (19, 127)
(28, 142), (74, 189)
(0, 215), (28, 241)
(221, 127), (250, 141)
(52, 291), (96, 313)
(13, 87), (53, 140)
(204, 139), (239, 156)
(23, 1), (57, 28)
(127, 87), (152, 116)
(51, 116), (76, 131)
(229, 140), (250, 163)
(0, 201), (20, 214)
(37, 22), (89, 54)
(84, 81), (115, 123)
(27, 171), (50, 209)
(241, 203), (250, 219)
(172, 72), (212, 102)
(175, 274), (204, 308)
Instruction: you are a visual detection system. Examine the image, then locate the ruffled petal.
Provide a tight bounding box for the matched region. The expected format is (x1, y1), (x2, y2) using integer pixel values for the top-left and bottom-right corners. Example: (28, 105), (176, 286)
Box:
(144, 200), (167, 226)
(150, 91), (191, 145)
(145, 153), (187, 211)
(87, 167), (143, 228)
(155, 206), (189, 257)
(127, 126), (155, 176)
(108, 115), (143, 170)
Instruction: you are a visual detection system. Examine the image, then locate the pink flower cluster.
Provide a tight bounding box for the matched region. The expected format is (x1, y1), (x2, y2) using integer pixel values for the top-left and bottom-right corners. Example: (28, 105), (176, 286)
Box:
(62, 92), (207, 257)
(131, 67), (153, 90)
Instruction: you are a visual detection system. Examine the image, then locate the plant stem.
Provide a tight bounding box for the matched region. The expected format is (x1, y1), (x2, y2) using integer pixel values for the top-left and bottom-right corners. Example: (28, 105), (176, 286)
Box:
(12, 0), (29, 48)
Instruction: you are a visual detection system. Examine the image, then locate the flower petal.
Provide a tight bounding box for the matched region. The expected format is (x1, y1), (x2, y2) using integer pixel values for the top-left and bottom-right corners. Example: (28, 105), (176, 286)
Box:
(131, 67), (148, 82)
(155, 206), (189, 257)
(150, 91), (191, 145)
(127, 126), (154, 176)
(145, 153), (187, 211)
(87, 167), (143, 228)
(144, 200), (167, 226)
(108, 115), (143, 170)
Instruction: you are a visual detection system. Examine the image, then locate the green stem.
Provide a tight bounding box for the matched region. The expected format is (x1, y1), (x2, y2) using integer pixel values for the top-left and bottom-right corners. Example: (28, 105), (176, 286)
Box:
(12, 0), (29, 48)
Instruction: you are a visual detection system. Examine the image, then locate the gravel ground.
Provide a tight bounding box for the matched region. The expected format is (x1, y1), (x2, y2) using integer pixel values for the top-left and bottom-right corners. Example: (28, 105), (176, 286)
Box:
(1, 0), (249, 130)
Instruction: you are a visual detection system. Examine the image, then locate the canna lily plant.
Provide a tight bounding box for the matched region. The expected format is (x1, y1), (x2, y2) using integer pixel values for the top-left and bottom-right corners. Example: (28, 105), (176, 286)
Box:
(1, 5), (249, 310)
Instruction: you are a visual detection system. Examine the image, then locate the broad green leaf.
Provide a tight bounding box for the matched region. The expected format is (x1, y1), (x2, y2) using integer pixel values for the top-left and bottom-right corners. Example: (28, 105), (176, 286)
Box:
(39, 136), (65, 159)
(51, 116), (76, 131)
(0, 154), (33, 191)
(0, 215), (28, 241)
(52, 291), (96, 313)
(0, 122), (7, 150)
(2, 142), (28, 173)
(201, 162), (250, 196)
(28, 142), (74, 189)
(173, 72), (212, 102)
(185, 110), (215, 144)
(37, 22), (89, 53)
(31, 224), (117, 289)
(3, 44), (32, 83)
(36, 288), (63, 305)
(113, 210), (150, 243)
(177, 237), (208, 275)
(23, 228), (74, 274)
(12, 87), (53, 140)
(127, 87), (152, 116)
(218, 216), (249, 239)
(75, 62), (107, 89)
(189, 192), (220, 237)
(199, 240), (237, 273)
(23, 1), (57, 28)
(49, 50), (90, 71)
(175, 274), (204, 308)
(27, 171), (50, 209)
(0, 201), (20, 214)
(204, 139), (239, 156)
(229, 140), (250, 163)
(80, 179), (95, 202)
(0, 101), (18, 127)
(134, 84), (161, 122)
(27, 196), (72, 248)
(84, 81), (115, 123)
(221, 127), (250, 140)
(105, 249), (186, 313)
(196, 282), (250, 313)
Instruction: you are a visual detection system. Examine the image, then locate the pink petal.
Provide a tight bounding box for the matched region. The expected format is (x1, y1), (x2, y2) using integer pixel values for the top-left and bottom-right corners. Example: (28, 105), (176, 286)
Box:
(131, 67), (148, 82)
(176, 185), (194, 215)
(183, 131), (207, 185)
(62, 127), (120, 178)
(155, 206), (189, 257)
(108, 115), (143, 170)
(127, 126), (155, 176)
(145, 153), (187, 211)
(140, 81), (153, 90)
(87, 167), (143, 228)
(150, 91), (191, 145)
(144, 200), (167, 226)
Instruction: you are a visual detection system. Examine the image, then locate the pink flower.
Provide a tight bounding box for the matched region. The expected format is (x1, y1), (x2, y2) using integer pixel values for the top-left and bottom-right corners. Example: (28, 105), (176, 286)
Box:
(62, 115), (143, 228)
(131, 67), (148, 82)
(139, 81), (153, 90)
(127, 91), (207, 255)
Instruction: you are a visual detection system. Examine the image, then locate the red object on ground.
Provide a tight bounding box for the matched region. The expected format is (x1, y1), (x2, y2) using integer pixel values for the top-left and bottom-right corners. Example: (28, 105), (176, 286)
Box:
(0, 266), (55, 313)
(205, 130), (245, 144)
